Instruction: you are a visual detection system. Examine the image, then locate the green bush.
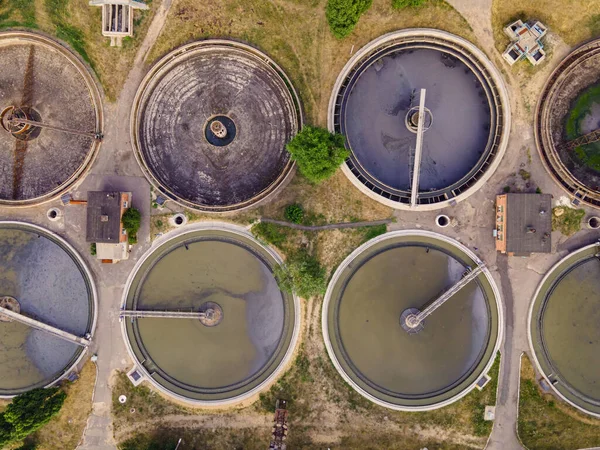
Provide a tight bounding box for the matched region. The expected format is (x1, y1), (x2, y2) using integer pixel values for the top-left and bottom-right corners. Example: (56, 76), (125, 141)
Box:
(286, 126), (349, 183)
(122, 207), (141, 244)
(274, 251), (327, 299)
(284, 204), (304, 224)
(326, 0), (372, 38)
(0, 388), (66, 447)
(90, 243), (97, 256)
(392, 0), (426, 8)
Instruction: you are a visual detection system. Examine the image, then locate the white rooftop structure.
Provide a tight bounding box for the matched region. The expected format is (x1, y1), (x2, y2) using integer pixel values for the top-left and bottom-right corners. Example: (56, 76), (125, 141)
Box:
(89, 0), (149, 47)
(502, 20), (547, 66)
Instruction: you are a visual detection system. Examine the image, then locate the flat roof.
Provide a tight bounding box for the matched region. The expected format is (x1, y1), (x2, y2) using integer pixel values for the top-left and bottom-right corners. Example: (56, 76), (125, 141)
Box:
(86, 191), (122, 243)
(505, 194), (552, 254)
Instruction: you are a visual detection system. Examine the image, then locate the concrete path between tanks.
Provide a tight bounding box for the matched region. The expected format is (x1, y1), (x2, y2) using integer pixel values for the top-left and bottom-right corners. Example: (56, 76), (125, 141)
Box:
(443, 2), (525, 448)
(77, 1), (173, 449)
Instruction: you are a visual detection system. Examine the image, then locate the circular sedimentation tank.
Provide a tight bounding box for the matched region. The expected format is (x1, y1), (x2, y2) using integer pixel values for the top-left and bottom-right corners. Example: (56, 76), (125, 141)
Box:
(131, 40), (302, 212)
(0, 32), (103, 206)
(536, 38), (600, 209)
(328, 29), (510, 210)
(323, 230), (502, 410)
(529, 244), (600, 417)
(121, 224), (300, 404)
(0, 222), (97, 396)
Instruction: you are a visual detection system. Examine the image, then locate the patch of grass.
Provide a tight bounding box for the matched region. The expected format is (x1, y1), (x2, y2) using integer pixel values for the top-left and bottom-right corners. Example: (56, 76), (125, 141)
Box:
(519, 169), (531, 181)
(552, 207), (585, 236)
(251, 221), (289, 247)
(358, 223), (388, 243)
(392, 0), (427, 9)
(518, 354), (600, 449)
(0, 0), (37, 29)
(112, 371), (187, 433)
(44, 0), (93, 67)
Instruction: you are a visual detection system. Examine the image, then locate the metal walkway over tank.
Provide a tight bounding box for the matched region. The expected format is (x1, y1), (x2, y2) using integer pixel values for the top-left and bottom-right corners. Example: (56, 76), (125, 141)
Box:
(119, 310), (206, 319)
(0, 305), (91, 347)
(401, 264), (485, 333)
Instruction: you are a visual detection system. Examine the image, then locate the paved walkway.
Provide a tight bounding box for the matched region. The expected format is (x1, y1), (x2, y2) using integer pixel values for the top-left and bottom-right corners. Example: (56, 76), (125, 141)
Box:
(77, 1), (173, 449)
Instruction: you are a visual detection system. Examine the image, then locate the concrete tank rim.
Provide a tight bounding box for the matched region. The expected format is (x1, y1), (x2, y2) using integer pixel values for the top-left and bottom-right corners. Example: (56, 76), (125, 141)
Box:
(119, 221), (301, 406)
(0, 220), (98, 398)
(527, 242), (600, 418)
(0, 31), (103, 208)
(321, 229), (504, 411)
(129, 39), (303, 213)
(327, 28), (511, 211)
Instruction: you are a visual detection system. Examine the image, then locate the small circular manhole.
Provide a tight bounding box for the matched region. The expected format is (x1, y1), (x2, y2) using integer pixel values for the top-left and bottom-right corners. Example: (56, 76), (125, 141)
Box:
(129, 408), (136, 414)
(436, 214), (450, 228)
(205, 115), (236, 147)
(587, 217), (600, 229)
(172, 213), (187, 227)
(47, 207), (61, 221)
(199, 301), (224, 327)
(0, 296), (21, 323)
(118, 395), (127, 404)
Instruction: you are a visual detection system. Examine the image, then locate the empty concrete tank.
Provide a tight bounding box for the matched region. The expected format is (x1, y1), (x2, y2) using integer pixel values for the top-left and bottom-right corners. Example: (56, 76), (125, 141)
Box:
(131, 40), (302, 212)
(0, 32), (103, 206)
(328, 29), (510, 210)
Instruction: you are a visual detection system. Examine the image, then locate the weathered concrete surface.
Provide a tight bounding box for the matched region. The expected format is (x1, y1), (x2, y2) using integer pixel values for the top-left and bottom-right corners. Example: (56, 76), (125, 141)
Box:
(136, 46), (297, 208)
(0, 37), (97, 201)
(344, 48), (491, 191)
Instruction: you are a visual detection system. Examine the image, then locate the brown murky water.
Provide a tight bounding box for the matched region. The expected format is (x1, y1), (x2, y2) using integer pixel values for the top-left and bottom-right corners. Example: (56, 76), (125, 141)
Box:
(541, 258), (600, 402)
(134, 239), (284, 389)
(337, 245), (489, 398)
(0, 227), (90, 394)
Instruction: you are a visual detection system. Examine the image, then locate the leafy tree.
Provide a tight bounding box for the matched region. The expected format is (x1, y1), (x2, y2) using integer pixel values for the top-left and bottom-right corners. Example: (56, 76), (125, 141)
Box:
(326, 0), (372, 38)
(274, 251), (327, 299)
(392, 0), (426, 8)
(122, 207), (142, 244)
(284, 204), (304, 224)
(286, 126), (349, 183)
(0, 388), (66, 447)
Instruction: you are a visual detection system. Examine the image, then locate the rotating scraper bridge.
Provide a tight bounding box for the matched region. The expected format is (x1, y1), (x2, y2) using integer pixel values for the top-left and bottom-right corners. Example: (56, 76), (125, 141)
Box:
(328, 29), (510, 209)
(536, 38), (600, 209)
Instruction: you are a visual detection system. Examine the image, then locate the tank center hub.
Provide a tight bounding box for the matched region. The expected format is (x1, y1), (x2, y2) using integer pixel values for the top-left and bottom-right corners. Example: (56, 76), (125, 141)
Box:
(0, 296), (21, 323)
(205, 115), (236, 147)
(0, 106), (43, 141)
(400, 307), (424, 334)
(405, 106), (433, 134)
(199, 301), (224, 327)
